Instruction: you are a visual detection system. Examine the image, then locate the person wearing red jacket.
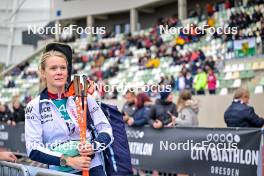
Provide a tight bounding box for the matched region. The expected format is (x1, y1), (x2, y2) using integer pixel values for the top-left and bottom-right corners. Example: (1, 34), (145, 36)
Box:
(207, 68), (217, 94)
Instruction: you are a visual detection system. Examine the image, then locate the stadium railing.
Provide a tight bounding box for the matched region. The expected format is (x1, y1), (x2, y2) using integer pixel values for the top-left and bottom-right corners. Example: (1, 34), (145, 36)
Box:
(35, 171), (77, 176)
(0, 161), (30, 176)
(0, 161), (77, 176)
(26, 166), (77, 176)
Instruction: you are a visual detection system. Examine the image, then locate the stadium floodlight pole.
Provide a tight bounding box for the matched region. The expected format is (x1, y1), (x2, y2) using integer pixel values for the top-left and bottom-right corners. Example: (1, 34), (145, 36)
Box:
(74, 75), (89, 176)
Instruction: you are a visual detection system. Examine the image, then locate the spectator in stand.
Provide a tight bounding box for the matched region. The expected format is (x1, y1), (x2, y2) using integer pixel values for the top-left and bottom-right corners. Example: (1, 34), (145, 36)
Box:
(196, 4), (203, 20)
(256, 31), (263, 54)
(185, 71), (194, 94)
(206, 3), (215, 16)
(9, 97), (25, 125)
(0, 151), (17, 162)
(159, 76), (165, 85)
(229, 0), (235, 7)
(215, 56), (225, 73)
(207, 67), (217, 94)
(198, 50), (206, 62)
(126, 93), (152, 127)
(175, 33), (186, 47)
(207, 17), (216, 28)
(0, 103), (12, 123)
(193, 68), (207, 95)
(94, 67), (104, 81)
(190, 61), (200, 75)
(122, 90), (137, 122)
(204, 56), (215, 71)
(168, 90), (199, 127)
(170, 75), (176, 90)
(171, 52), (181, 66)
(190, 50), (200, 62)
(6, 80), (15, 88)
(11, 66), (21, 76)
(145, 56), (160, 69)
(224, 88), (264, 127)
(111, 88), (119, 99)
(149, 89), (177, 129)
(225, 0), (232, 9)
(176, 71), (186, 91)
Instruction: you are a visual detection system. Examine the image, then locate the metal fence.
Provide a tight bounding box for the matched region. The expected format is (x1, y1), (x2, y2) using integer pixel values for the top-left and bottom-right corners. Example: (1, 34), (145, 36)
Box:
(27, 166), (77, 176)
(0, 161), (29, 176)
(0, 162), (77, 176)
(35, 170), (77, 176)
(28, 166), (76, 176)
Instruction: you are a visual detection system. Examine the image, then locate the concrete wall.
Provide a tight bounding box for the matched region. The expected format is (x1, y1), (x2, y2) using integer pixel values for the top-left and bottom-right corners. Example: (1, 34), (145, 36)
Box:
(93, 2), (179, 32)
(52, 0), (163, 20)
(103, 94), (264, 128)
(52, 0), (225, 20)
(139, 1), (178, 29)
(75, 0), (225, 32)
(94, 12), (130, 33)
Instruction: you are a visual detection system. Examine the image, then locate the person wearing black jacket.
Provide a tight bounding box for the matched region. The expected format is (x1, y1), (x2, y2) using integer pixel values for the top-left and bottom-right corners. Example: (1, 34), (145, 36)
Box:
(149, 90), (177, 129)
(122, 90), (137, 122)
(126, 93), (151, 127)
(9, 98), (25, 125)
(224, 88), (264, 127)
(0, 103), (12, 123)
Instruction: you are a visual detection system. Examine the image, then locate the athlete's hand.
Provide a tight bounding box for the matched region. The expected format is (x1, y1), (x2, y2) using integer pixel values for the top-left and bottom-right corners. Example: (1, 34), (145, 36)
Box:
(86, 79), (94, 95)
(66, 156), (91, 170)
(78, 143), (94, 156)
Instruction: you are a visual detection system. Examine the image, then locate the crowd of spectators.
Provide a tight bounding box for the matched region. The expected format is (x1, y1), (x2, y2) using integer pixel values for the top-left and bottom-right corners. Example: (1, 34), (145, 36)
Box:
(155, 60), (218, 96)
(72, 50), (219, 100)
(0, 96), (25, 126)
(68, 1), (263, 99)
(122, 89), (199, 129)
(122, 85), (264, 176)
(225, 6), (264, 41)
(2, 0), (264, 102)
(185, 1), (264, 55)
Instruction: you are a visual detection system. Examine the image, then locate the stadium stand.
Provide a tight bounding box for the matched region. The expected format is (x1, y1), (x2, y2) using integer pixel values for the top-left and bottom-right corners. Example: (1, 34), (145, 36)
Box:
(1, 2), (264, 104)
(0, 0), (264, 175)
